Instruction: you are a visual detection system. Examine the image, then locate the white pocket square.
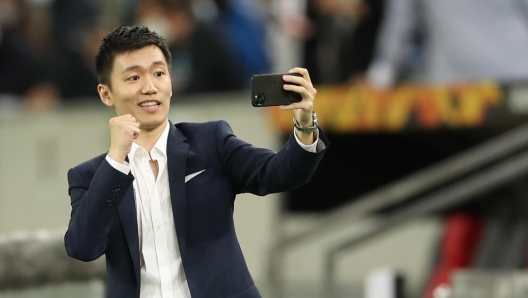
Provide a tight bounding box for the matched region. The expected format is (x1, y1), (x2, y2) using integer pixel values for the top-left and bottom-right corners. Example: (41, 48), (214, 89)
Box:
(185, 170), (206, 183)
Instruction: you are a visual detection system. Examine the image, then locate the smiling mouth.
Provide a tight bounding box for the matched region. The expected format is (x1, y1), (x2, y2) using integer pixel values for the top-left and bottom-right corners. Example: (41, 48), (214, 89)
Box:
(139, 101), (160, 107)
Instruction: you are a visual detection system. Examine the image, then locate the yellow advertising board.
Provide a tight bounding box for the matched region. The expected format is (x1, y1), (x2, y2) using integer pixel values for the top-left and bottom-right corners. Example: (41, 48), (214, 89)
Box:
(267, 81), (505, 133)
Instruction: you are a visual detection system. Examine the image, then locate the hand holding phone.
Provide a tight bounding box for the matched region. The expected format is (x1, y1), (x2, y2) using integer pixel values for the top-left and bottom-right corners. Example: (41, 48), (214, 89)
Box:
(251, 73), (303, 107)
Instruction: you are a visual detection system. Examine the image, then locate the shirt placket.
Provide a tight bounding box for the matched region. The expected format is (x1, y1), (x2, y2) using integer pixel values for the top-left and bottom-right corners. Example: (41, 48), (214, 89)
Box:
(135, 151), (153, 275)
(141, 153), (174, 298)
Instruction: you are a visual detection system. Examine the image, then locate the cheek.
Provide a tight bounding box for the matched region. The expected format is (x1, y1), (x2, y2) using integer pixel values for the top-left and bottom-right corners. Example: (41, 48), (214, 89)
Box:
(112, 93), (136, 112)
(116, 86), (137, 102)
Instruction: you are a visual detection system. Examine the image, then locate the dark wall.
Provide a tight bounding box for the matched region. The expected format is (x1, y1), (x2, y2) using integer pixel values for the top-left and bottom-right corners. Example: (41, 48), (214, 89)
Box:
(284, 128), (510, 212)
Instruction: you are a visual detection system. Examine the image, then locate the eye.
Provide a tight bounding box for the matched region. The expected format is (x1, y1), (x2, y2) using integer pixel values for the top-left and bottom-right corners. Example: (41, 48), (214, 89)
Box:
(154, 71), (164, 77)
(128, 75), (140, 81)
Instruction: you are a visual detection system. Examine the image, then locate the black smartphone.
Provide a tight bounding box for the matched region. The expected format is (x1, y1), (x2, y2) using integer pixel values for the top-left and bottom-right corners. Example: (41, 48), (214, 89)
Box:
(251, 73), (303, 107)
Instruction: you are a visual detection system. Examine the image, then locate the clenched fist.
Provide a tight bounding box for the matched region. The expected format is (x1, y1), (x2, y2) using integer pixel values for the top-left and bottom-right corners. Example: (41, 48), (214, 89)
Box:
(108, 114), (141, 164)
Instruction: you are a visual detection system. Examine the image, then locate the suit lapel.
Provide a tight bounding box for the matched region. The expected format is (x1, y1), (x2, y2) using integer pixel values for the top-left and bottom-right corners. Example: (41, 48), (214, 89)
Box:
(117, 184), (140, 283)
(167, 123), (189, 258)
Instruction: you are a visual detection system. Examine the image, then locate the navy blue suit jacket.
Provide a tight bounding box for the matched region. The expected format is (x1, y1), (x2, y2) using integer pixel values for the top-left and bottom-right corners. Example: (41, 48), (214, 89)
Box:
(65, 120), (328, 298)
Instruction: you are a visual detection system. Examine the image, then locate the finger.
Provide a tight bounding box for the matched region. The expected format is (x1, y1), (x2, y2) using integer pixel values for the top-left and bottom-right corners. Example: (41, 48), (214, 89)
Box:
(121, 114), (137, 122)
(283, 74), (312, 90)
(120, 126), (139, 136)
(283, 84), (314, 100)
(111, 116), (134, 126)
(127, 121), (141, 128)
(116, 115), (140, 128)
(131, 127), (141, 139)
(279, 103), (298, 111)
(289, 67), (312, 85)
(279, 101), (312, 111)
(126, 124), (141, 133)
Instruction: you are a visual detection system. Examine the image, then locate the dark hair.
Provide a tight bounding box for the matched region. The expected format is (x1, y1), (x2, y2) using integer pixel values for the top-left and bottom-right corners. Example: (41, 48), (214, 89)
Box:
(95, 26), (172, 89)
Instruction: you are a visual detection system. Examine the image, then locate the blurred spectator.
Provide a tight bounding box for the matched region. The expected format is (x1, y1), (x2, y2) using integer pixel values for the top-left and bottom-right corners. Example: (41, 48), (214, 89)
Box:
(138, 0), (245, 94)
(211, 0), (270, 82)
(50, 27), (109, 101)
(192, 0), (220, 23)
(367, 0), (528, 88)
(0, 0), (58, 111)
(49, 0), (104, 101)
(299, 0), (385, 85)
(0, 0), (38, 97)
(50, 0), (100, 54)
(119, 0), (142, 25)
(341, 0), (384, 84)
(267, 0), (310, 73)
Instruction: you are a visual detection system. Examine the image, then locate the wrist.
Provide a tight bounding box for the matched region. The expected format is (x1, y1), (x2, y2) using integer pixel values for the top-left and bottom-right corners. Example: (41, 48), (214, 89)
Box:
(294, 110), (314, 126)
(293, 111), (318, 134)
(108, 148), (127, 164)
(297, 118), (313, 127)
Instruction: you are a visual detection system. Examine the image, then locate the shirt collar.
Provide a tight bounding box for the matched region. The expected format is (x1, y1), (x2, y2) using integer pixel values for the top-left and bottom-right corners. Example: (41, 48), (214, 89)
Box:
(153, 120), (170, 157)
(129, 120), (170, 160)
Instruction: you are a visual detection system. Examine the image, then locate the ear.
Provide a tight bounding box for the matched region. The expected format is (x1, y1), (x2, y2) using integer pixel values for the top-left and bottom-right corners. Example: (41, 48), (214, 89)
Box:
(98, 84), (113, 107)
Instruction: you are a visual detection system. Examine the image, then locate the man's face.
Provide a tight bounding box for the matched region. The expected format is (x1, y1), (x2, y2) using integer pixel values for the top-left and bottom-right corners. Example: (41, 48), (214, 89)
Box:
(99, 45), (172, 131)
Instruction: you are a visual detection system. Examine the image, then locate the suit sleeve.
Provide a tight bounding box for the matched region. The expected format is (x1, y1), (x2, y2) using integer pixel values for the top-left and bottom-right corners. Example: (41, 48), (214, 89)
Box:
(64, 160), (134, 262)
(215, 120), (329, 195)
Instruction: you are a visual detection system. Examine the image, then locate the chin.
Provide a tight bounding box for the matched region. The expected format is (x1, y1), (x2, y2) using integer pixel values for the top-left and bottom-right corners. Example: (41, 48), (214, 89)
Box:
(141, 118), (167, 130)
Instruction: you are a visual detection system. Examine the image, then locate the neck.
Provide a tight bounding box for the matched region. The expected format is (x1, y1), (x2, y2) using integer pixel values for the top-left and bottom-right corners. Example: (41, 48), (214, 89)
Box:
(134, 119), (167, 152)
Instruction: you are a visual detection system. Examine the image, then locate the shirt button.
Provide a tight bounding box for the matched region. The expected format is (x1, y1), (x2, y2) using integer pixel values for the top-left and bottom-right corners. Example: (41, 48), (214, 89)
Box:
(156, 225), (161, 230)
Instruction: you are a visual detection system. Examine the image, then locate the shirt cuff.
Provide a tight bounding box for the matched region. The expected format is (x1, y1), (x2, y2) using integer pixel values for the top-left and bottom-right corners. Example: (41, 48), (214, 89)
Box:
(105, 154), (131, 175)
(293, 129), (319, 153)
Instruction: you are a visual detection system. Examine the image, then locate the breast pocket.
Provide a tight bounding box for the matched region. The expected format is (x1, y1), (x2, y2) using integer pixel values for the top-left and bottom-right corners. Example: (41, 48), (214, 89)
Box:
(185, 169), (207, 183)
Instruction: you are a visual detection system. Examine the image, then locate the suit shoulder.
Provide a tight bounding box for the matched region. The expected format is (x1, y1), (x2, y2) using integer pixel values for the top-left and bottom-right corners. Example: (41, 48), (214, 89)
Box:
(70, 153), (107, 178)
(174, 120), (232, 138)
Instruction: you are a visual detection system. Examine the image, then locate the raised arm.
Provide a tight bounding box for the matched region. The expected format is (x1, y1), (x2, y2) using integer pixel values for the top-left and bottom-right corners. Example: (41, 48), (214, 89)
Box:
(216, 120), (328, 196)
(65, 160), (134, 261)
(65, 114), (139, 261)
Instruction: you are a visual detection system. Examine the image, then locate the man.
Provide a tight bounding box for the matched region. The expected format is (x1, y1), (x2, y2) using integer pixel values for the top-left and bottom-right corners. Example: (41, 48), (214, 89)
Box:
(137, 0), (246, 94)
(64, 26), (328, 298)
(366, 0), (528, 87)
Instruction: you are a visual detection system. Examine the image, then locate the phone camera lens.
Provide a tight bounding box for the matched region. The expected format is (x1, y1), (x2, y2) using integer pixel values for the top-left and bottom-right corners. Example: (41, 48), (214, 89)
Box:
(254, 94), (265, 105)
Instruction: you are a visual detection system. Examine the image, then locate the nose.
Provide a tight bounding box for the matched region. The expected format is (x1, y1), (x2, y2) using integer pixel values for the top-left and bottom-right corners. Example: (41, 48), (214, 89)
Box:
(141, 77), (158, 95)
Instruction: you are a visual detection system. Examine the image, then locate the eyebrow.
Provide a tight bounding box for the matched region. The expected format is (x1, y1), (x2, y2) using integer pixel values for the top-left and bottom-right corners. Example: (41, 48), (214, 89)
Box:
(121, 60), (167, 74)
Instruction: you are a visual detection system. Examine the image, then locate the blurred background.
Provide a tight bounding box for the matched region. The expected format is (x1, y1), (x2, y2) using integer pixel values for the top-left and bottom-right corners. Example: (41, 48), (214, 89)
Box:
(2, 0), (528, 297)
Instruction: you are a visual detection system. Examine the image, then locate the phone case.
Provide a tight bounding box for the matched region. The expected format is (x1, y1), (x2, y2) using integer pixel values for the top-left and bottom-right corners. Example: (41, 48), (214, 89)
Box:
(251, 73), (303, 107)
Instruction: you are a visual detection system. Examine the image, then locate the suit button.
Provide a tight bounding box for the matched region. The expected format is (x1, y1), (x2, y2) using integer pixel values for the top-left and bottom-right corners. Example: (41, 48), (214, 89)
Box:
(106, 199), (113, 207)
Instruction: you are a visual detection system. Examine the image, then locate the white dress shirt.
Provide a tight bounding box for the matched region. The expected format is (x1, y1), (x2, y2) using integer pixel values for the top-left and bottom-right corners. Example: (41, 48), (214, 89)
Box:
(106, 121), (319, 297)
